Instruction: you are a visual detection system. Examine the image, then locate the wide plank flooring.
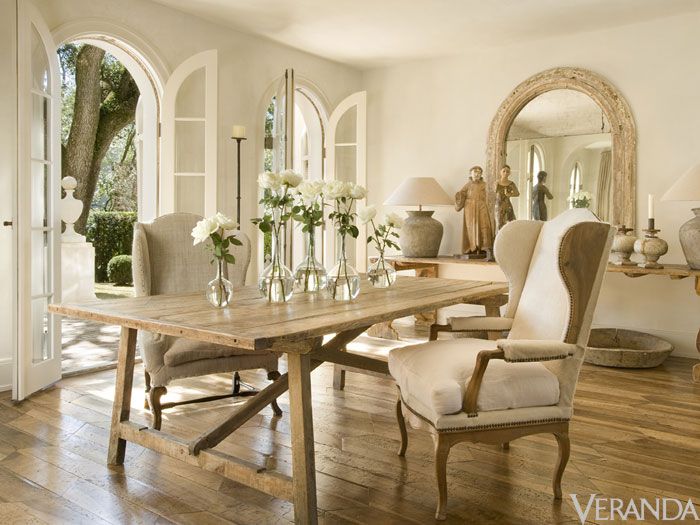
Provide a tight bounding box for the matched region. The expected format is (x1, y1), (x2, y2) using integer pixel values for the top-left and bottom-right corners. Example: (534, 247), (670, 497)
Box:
(0, 330), (698, 524)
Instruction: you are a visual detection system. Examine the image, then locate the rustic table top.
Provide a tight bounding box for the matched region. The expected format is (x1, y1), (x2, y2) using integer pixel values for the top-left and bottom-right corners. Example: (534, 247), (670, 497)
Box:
(49, 276), (507, 352)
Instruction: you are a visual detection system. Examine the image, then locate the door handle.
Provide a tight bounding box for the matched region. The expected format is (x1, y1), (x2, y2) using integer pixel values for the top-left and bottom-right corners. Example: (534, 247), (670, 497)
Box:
(3, 221), (12, 227)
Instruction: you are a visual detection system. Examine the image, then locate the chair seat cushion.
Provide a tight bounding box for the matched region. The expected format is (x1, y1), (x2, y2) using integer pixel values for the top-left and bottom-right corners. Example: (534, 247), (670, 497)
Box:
(163, 338), (263, 367)
(388, 339), (560, 418)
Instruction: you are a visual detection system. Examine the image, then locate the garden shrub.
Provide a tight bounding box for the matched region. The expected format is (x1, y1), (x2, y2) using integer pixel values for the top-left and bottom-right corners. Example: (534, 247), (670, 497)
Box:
(87, 210), (137, 282)
(107, 255), (133, 286)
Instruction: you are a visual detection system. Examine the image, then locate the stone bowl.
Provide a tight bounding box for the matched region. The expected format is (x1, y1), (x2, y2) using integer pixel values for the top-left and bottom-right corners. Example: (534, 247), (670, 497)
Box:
(585, 328), (673, 368)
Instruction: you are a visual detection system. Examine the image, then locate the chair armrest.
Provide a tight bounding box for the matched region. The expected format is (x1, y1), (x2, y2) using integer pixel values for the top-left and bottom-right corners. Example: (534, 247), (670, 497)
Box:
(463, 348), (505, 416)
(463, 340), (578, 416)
(447, 316), (513, 332)
(496, 339), (579, 363)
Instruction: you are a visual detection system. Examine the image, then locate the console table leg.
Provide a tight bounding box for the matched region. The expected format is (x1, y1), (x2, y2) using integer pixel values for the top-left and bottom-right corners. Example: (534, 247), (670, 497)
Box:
(693, 330), (700, 383)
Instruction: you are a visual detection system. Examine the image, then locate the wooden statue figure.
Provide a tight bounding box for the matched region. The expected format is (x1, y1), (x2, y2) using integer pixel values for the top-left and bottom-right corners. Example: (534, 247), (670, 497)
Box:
(532, 170), (554, 220)
(455, 166), (493, 258)
(494, 164), (520, 231)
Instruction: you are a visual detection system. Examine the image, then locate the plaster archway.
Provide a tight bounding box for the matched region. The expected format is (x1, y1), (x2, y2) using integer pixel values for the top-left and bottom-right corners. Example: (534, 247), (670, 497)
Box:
(53, 20), (167, 222)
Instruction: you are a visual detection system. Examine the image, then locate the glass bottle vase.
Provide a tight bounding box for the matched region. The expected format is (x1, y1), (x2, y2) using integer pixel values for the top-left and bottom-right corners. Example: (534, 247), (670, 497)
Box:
(206, 259), (234, 308)
(327, 233), (360, 301)
(259, 225), (294, 303)
(367, 253), (397, 288)
(294, 227), (327, 293)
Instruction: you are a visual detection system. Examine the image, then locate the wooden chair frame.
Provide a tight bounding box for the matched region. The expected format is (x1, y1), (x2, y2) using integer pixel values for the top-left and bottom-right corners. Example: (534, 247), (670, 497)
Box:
(395, 347), (571, 521)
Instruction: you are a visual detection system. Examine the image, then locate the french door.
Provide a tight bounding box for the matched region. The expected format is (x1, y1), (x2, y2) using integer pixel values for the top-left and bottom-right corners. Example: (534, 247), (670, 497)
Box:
(160, 50), (218, 217)
(270, 70), (367, 270)
(14, 0), (62, 399)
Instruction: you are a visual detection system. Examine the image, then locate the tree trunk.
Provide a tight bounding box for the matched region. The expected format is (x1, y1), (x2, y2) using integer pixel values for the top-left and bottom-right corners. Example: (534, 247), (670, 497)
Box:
(61, 44), (140, 234)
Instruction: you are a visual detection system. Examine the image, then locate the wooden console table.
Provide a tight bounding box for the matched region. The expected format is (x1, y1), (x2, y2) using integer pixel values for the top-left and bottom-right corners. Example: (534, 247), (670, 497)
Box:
(371, 256), (700, 382)
(607, 263), (700, 382)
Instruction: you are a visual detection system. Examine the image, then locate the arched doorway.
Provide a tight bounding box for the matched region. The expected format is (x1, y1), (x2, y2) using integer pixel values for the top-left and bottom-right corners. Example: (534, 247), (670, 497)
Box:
(53, 28), (164, 375)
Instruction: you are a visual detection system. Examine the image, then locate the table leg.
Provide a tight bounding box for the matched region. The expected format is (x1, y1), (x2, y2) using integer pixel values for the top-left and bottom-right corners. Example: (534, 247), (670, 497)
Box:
(287, 352), (318, 524)
(693, 329), (700, 383)
(108, 326), (138, 465)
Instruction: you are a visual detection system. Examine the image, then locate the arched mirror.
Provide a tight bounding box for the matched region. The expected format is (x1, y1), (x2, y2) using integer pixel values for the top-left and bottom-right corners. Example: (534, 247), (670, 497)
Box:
(486, 67), (636, 227)
(505, 89), (612, 221)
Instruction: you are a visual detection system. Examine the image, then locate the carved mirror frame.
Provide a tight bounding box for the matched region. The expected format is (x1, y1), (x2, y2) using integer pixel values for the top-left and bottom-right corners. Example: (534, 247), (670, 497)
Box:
(485, 67), (637, 227)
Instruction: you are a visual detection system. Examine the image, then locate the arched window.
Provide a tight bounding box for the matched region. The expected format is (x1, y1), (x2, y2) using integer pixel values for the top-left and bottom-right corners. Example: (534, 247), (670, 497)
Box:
(569, 162), (583, 206)
(528, 144), (544, 187)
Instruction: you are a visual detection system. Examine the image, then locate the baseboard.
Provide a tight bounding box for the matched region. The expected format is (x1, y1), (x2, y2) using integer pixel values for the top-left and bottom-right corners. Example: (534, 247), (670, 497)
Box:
(0, 357), (11, 392)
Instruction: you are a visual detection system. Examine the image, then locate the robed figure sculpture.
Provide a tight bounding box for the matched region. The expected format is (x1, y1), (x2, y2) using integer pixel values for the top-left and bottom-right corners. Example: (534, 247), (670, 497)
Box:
(455, 166), (494, 259)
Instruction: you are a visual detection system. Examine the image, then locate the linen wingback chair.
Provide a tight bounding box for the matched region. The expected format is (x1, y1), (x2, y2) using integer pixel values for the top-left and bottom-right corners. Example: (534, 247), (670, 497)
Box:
(132, 213), (281, 430)
(388, 209), (614, 520)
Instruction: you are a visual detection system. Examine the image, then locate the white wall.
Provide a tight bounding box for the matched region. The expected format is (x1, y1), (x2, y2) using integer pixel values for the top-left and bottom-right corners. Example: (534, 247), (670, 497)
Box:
(363, 12), (700, 358)
(36, 0), (363, 278)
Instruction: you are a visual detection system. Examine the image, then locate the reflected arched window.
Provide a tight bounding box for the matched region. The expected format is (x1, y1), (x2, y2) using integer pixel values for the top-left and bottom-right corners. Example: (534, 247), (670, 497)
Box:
(528, 144), (544, 187)
(569, 162), (583, 205)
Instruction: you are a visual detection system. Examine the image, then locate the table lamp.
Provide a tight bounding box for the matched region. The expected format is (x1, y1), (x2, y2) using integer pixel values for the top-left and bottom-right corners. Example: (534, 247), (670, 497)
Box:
(384, 177), (453, 257)
(661, 163), (700, 269)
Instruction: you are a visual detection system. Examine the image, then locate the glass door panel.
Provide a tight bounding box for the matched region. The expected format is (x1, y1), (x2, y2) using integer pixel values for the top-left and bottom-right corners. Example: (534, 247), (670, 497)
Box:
(15, 2), (62, 399)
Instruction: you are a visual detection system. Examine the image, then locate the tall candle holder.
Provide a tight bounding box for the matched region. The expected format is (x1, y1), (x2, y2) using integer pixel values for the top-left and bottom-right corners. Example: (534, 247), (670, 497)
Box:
(232, 134), (247, 225)
(634, 218), (668, 269)
(610, 224), (636, 266)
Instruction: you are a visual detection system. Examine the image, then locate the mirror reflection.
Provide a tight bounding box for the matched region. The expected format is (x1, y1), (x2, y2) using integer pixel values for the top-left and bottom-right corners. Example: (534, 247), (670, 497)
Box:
(504, 89), (612, 222)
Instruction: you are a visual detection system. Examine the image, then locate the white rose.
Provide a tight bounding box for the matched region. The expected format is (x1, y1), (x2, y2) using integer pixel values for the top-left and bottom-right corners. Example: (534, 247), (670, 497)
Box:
(324, 180), (350, 200)
(349, 183), (367, 200)
(385, 212), (404, 229)
(213, 212), (237, 231)
(191, 217), (218, 245)
(297, 180), (324, 202)
(280, 169), (303, 188)
(357, 206), (377, 224)
(258, 171), (281, 191)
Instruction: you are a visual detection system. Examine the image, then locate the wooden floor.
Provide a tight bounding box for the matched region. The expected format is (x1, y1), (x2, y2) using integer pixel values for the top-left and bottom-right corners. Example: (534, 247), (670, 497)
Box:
(1, 330), (699, 524)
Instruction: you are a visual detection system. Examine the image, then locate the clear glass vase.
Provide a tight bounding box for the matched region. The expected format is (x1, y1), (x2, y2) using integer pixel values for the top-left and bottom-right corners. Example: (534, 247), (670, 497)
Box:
(259, 225), (294, 303)
(327, 234), (360, 301)
(206, 259), (233, 308)
(367, 253), (397, 288)
(294, 227), (327, 293)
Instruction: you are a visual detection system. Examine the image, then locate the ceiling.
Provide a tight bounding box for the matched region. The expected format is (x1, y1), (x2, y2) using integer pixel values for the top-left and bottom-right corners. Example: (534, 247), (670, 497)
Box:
(151, 0), (700, 68)
(508, 89), (610, 140)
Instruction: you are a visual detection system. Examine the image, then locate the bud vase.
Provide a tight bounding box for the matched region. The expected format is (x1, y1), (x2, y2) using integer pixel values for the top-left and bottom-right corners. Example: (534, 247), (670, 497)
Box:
(294, 227), (327, 293)
(259, 226), (294, 302)
(327, 234), (360, 300)
(206, 259), (233, 308)
(367, 254), (397, 288)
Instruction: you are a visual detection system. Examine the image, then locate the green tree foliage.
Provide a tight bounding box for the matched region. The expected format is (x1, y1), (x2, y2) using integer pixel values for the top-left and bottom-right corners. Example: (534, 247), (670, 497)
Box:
(59, 43), (139, 233)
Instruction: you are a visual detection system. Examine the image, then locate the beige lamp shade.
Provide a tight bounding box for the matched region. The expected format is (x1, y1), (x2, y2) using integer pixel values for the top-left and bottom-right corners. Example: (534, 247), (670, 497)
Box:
(384, 177), (453, 207)
(661, 164), (700, 201)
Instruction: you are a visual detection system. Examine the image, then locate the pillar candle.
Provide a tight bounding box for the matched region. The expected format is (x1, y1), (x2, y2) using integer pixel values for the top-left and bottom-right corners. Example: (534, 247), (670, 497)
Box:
(648, 194), (654, 219)
(232, 125), (246, 139)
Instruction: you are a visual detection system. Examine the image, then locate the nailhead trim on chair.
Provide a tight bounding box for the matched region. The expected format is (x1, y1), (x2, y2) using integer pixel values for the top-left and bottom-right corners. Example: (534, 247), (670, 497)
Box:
(442, 416), (571, 432)
(503, 354), (571, 363)
(400, 391), (569, 432)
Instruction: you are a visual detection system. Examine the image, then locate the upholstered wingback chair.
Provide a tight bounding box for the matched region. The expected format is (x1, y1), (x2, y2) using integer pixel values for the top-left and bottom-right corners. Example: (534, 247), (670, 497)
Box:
(132, 213), (280, 430)
(388, 209), (614, 520)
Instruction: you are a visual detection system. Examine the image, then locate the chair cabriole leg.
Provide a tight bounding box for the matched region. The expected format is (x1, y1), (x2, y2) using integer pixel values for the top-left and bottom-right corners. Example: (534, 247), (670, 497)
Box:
(148, 386), (167, 431)
(553, 430), (570, 499)
(434, 434), (451, 520)
(268, 370), (283, 417)
(396, 398), (408, 456)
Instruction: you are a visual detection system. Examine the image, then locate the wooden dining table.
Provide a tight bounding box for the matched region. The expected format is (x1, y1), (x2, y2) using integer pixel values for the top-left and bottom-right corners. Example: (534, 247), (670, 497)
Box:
(49, 275), (507, 524)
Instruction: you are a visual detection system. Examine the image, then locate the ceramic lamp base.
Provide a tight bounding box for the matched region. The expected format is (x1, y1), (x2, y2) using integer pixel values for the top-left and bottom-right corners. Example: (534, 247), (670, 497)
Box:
(399, 210), (443, 257)
(679, 208), (700, 270)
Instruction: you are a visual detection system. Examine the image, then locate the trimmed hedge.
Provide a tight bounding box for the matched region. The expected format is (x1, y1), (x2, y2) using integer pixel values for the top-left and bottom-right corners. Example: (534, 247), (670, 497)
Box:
(107, 255), (133, 286)
(86, 211), (137, 282)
